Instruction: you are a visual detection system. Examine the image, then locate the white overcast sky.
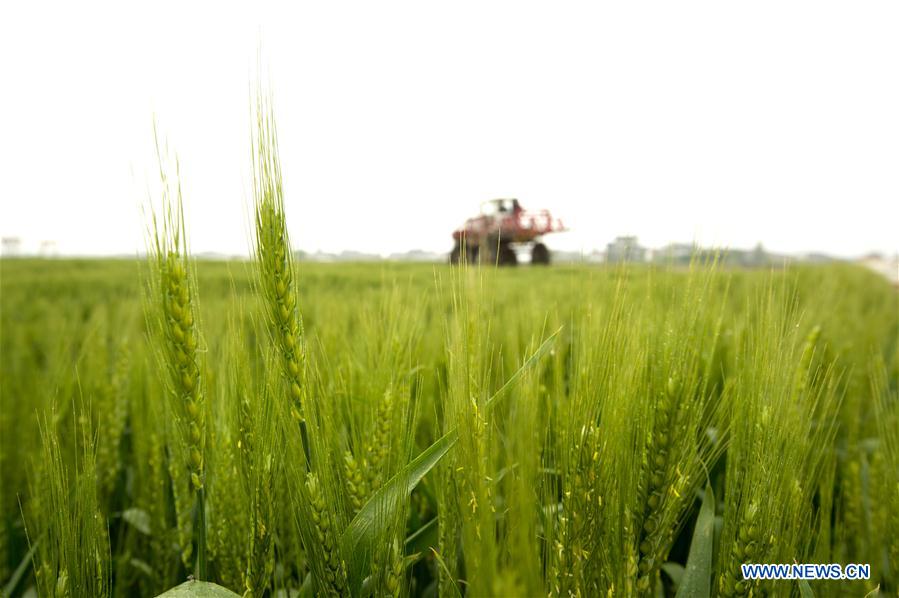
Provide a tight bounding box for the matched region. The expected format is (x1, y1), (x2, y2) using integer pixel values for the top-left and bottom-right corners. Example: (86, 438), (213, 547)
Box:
(1, 2), (897, 258)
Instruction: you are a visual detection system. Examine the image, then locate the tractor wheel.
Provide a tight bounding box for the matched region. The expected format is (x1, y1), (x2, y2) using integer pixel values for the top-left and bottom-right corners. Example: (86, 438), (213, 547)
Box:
(531, 243), (550, 265)
(498, 243), (518, 267)
(449, 242), (462, 264)
(480, 235), (498, 265)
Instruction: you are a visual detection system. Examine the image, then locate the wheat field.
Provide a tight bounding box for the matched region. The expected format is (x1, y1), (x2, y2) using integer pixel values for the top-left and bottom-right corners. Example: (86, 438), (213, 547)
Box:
(1, 107), (897, 598)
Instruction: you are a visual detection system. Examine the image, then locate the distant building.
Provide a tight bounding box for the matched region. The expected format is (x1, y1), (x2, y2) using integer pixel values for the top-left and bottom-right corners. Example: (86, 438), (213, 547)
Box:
(2, 237), (21, 257)
(606, 236), (646, 263)
(749, 242), (768, 266)
(652, 243), (695, 265)
(721, 243), (774, 267)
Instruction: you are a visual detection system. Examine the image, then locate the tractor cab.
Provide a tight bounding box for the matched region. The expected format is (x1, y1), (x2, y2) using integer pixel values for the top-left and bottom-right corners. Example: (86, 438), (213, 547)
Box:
(481, 198), (522, 216)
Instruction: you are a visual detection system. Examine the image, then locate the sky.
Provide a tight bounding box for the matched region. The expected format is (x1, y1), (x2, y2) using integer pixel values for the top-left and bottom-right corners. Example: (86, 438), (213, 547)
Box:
(1, 2), (897, 258)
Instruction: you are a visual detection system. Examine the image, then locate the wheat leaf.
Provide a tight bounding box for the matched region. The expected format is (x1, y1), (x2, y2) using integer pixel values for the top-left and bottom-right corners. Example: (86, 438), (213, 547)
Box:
(798, 579), (815, 598)
(340, 430), (457, 594)
(154, 580), (240, 597)
(405, 517), (438, 554)
(485, 326), (562, 411)
(677, 484), (715, 598)
(339, 326), (560, 594)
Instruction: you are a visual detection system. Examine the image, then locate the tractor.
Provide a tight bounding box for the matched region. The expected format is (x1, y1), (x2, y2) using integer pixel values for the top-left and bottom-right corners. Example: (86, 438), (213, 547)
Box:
(449, 198), (566, 266)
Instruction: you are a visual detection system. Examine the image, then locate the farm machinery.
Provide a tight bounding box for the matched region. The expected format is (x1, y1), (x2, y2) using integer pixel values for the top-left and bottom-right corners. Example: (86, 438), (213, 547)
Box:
(450, 198), (566, 266)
